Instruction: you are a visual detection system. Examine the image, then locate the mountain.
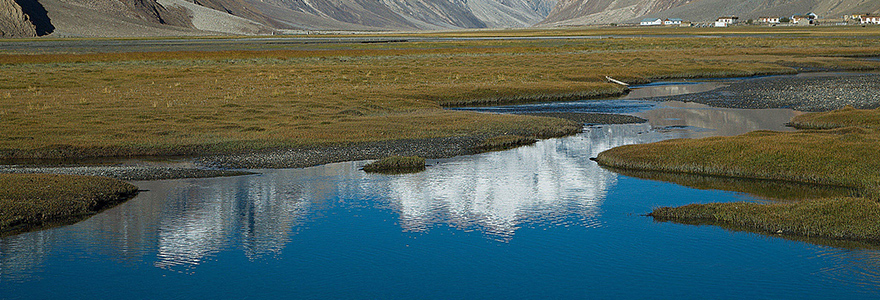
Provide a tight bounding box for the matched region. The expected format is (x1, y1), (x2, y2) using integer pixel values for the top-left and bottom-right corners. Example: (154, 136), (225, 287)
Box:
(541, 0), (880, 26)
(4, 0), (880, 38)
(182, 0), (558, 31)
(0, 0), (557, 37)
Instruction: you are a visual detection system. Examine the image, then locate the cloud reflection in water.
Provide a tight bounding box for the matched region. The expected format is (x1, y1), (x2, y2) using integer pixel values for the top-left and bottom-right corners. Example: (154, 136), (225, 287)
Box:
(382, 123), (674, 240)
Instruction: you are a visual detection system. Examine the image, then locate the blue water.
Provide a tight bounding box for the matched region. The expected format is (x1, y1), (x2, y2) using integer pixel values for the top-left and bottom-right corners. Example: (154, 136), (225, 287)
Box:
(3, 99), (880, 299)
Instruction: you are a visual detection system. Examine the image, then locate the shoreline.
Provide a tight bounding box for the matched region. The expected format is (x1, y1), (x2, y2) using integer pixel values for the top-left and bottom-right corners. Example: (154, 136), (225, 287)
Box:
(0, 173), (139, 237)
(0, 111), (646, 180)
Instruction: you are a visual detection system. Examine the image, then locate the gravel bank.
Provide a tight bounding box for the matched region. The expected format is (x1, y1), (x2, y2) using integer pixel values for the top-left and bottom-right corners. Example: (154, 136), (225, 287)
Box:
(521, 112), (646, 124)
(647, 73), (880, 112)
(0, 127), (581, 179)
(0, 165), (253, 181)
(200, 135), (500, 169)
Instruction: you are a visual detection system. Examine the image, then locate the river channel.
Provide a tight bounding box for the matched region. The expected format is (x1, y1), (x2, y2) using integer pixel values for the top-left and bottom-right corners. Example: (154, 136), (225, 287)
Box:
(2, 80), (879, 299)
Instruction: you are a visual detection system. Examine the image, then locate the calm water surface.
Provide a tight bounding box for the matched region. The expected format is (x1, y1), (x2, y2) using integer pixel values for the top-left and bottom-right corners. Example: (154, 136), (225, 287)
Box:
(3, 83), (880, 299)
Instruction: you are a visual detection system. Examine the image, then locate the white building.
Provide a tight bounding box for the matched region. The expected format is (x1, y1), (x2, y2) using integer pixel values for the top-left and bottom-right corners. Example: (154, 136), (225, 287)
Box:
(758, 17), (780, 24)
(714, 16), (738, 27)
(664, 18), (683, 25)
(640, 18), (663, 26)
(862, 14), (880, 24)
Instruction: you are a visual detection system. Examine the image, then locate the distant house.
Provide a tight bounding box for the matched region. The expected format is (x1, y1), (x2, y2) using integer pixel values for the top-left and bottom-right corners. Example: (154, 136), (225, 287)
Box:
(714, 16), (738, 27)
(861, 14), (880, 24)
(757, 16), (780, 24)
(791, 13), (817, 25)
(664, 18), (683, 25)
(640, 18), (663, 26)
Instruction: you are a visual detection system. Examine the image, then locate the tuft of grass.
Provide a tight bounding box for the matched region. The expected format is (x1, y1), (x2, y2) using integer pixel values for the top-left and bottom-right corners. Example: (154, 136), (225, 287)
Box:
(650, 198), (880, 242)
(363, 156), (426, 173)
(789, 106), (880, 129)
(0, 173), (139, 237)
(476, 135), (537, 151)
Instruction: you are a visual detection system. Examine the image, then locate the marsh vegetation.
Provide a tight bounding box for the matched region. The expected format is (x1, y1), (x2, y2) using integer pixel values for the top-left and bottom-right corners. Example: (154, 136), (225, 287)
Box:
(596, 107), (880, 243)
(362, 156), (427, 173)
(0, 173), (138, 236)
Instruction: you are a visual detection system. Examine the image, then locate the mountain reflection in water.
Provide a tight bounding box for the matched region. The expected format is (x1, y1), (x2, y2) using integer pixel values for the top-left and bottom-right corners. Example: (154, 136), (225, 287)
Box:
(387, 125), (660, 240)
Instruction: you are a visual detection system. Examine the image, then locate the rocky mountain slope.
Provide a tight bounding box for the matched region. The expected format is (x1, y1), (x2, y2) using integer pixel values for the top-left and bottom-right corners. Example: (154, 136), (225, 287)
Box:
(0, 0), (556, 37)
(1, 0), (37, 37)
(541, 0), (880, 26)
(4, 0), (880, 37)
(185, 0), (558, 31)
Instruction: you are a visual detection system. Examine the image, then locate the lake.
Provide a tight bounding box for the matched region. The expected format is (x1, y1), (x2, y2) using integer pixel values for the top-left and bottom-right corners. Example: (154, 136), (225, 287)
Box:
(2, 81), (879, 299)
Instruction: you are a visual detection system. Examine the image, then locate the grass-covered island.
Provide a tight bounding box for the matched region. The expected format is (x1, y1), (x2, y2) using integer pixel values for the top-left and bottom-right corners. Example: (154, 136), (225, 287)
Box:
(595, 107), (880, 243)
(363, 156), (427, 173)
(0, 173), (139, 237)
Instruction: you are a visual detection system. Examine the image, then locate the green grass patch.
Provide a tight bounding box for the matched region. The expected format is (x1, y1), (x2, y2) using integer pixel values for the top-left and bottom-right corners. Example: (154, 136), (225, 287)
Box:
(650, 198), (880, 242)
(595, 127), (880, 196)
(476, 135), (538, 151)
(0, 173), (139, 237)
(362, 156), (426, 174)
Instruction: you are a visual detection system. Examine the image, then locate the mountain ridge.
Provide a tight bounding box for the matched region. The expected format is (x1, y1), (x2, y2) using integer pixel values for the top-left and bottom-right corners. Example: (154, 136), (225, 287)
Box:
(3, 0), (880, 38)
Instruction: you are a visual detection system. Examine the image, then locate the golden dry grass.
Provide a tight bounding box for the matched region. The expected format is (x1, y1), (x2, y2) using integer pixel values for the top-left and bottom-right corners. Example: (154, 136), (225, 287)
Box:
(1, 29), (879, 159)
(595, 128), (880, 195)
(790, 106), (880, 129)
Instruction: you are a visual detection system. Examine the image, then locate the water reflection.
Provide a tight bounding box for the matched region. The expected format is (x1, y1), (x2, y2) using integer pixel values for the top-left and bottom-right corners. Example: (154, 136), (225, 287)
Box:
(384, 124), (672, 240)
(0, 232), (53, 282)
(623, 82), (727, 99)
(635, 101), (803, 137)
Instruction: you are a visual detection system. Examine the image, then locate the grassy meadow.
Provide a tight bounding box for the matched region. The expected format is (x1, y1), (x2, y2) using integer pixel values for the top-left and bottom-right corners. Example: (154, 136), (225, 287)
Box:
(595, 107), (880, 243)
(2, 27), (880, 160)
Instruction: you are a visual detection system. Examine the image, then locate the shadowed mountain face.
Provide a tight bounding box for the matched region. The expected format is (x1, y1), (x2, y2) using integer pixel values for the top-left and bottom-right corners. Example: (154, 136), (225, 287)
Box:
(541, 0), (880, 26)
(120, 0), (191, 28)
